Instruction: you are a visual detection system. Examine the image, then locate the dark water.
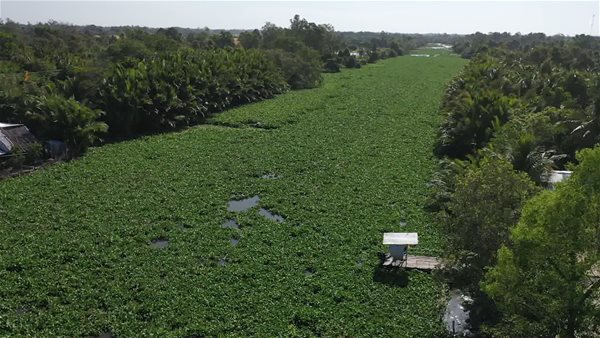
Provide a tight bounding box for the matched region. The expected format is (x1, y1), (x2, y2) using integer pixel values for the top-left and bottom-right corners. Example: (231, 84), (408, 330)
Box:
(219, 257), (228, 266)
(222, 219), (240, 229)
(89, 332), (115, 338)
(444, 290), (472, 336)
(150, 238), (169, 249)
(259, 208), (284, 223)
(228, 195), (260, 212)
(304, 268), (316, 277)
(261, 173), (280, 180)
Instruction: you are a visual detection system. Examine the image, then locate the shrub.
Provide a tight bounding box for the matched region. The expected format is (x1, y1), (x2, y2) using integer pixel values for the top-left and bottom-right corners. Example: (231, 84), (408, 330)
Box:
(323, 59), (340, 73)
(27, 95), (108, 157)
(265, 49), (322, 90)
(100, 48), (287, 136)
(367, 50), (378, 63)
(24, 142), (44, 164)
(436, 88), (518, 158)
(342, 56), (357, 69)
(5, 150), (25, 169)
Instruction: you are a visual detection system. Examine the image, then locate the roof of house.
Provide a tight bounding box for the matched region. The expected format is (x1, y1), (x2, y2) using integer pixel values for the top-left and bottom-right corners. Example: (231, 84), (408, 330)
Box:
(0, 132), (12, 156)
(383, 232), (419, 245)
(0, 123), (38, 156)
(0, 123), (23, 128)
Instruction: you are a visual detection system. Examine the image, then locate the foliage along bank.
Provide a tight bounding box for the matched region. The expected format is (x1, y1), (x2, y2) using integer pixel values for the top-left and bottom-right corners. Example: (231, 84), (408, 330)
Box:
(0, 16), (423, 162)
(432, 33), (600, 337)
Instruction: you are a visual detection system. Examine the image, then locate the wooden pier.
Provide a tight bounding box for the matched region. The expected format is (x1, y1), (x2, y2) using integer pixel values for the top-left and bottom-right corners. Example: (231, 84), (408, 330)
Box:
(383, 254), (442, 270)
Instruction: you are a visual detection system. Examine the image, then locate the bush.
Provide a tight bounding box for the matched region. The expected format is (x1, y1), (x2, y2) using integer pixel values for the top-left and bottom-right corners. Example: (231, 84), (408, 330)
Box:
(5, 150), (25, 169)
(100, 48), (287, 136)
(342, 56), (357, 69)
(436, 88), (518, 159)
(27, 95), (108, 157)
(367, 50), (378, 63)
(265, 48), (322, 90)
(24, 142), (44, 164)
(323, 59), (340, 73)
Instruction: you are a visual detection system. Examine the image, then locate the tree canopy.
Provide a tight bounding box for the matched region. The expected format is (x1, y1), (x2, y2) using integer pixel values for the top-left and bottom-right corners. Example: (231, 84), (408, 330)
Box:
(483, 146), (600, 337)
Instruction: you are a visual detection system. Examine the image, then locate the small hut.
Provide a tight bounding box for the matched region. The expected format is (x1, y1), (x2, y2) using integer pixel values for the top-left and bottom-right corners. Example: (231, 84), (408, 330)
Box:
(383, 232), (419, 261)
(0, 123), (38, 156)
(382, 232), (442, 270)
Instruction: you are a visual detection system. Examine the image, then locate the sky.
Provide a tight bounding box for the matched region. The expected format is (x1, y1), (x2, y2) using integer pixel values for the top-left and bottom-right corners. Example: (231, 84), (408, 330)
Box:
(0, 1), (598, 36)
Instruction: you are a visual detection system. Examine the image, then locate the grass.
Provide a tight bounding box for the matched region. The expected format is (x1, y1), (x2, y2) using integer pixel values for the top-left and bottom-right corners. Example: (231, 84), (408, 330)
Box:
(0, 51), (466, 337)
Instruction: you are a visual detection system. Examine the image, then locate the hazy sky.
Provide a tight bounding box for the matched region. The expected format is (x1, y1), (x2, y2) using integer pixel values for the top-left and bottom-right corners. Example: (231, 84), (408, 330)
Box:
(1, 1), (598, 35)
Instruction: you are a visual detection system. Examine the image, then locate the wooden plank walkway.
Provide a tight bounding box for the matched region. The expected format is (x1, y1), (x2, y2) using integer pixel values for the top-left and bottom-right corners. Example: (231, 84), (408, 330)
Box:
(383, 254), (442, 270)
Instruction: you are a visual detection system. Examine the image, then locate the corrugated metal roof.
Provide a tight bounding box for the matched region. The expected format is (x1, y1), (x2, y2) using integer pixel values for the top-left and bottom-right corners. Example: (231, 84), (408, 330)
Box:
(0, 130), (13, 155)
(383, 232), (419, 245)
(0, 125), (37, 155)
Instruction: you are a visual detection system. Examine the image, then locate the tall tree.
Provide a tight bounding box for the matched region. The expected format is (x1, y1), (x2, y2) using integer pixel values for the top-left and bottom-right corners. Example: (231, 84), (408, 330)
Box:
(483, 146), (600, 338)
(239, 29), (261, 49)
(445, 155), (539, 287)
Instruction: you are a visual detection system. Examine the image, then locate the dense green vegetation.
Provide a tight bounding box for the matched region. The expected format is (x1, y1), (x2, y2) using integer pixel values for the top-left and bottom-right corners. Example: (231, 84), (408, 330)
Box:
(433, 33), (600, 336)
(4, 15), (597, 336)
(484, 146), (600, 337)
(0, 17), (432, 163)
(0, 52), (465, 336)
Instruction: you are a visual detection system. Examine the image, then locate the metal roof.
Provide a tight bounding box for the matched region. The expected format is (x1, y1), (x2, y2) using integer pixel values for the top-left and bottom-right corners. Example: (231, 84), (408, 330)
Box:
(0, 124), (38, 155)
(0, 123), (23, 128)
(542, 170), (573, 184)
(383, 232), (419, 245)
(0, 130), (13, 155)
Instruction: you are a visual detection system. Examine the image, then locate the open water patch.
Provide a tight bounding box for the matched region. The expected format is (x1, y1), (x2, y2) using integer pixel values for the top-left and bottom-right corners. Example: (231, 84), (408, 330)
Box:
(150, 238), (169, 249)
(228, 195), (260, 212)
(259, 208), (285, 223)
(14, 307), (29, 316)
(222, 219), (240, 229)
(304, 268), (316, 277)
(443, 290), (472, 336)
(260, 172), (281, 180)
(178, 222), (193, 230)
(230, 238), (239, 246)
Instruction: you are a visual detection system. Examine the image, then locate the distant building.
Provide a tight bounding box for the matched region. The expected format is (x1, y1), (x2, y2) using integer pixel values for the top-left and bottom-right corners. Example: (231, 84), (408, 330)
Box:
(427, 43), (453, 50)
(0, 123), (38, 157)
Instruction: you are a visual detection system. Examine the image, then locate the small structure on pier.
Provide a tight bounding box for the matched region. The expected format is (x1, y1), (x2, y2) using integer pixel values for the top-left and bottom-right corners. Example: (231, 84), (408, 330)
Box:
(382, 232), (442, 270)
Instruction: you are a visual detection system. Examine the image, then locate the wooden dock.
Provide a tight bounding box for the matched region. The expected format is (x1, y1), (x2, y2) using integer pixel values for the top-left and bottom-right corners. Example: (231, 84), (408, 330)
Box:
(383, 254), (442, 270)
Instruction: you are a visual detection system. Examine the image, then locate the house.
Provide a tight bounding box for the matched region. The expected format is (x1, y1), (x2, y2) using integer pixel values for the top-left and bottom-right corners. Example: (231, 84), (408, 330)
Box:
(0, 123), (38, 157)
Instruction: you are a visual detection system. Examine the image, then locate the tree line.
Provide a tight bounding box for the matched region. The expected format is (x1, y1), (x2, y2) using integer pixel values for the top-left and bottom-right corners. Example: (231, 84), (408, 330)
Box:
(0, 16), (425, 163)
(431, 32), (600, 337)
